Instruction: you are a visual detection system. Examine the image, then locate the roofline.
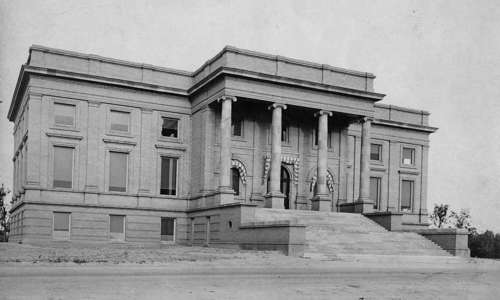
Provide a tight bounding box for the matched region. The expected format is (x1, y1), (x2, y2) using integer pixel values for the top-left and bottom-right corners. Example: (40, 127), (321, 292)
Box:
(374, 103), (431, 116)
(29, 45), (193, 77)
(29, 44), (377, 81)
(192, 45), (376, 79)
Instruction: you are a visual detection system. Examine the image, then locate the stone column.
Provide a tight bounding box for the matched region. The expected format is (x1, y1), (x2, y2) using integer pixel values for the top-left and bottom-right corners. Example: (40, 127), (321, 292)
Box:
(216, 95), (237, 204)
(265, 103), (287, 208)
(355, 117), (374, 213)
(312, 110), (332, 211)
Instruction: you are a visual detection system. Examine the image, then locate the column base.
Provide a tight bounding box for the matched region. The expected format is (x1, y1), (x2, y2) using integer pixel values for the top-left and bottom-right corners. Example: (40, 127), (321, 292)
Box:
(311, 195), (331, 211)
(264, 192), (285, 209)
(215, 186), (236, 205)
(353, 199), (375, 213)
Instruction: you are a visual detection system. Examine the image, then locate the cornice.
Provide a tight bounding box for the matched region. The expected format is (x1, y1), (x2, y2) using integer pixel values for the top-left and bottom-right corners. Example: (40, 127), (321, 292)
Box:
(189, 67), (386, 101)
(372, 119), (438, 133)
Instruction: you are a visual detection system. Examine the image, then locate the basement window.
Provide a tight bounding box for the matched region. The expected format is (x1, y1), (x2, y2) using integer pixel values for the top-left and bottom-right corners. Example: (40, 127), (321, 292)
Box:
(161, 217), (176, 242)
(53, 212), (71, 240)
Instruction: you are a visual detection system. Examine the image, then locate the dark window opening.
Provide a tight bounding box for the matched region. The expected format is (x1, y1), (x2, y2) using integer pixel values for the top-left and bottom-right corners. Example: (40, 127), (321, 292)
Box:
(161, 117), (178, 138)
(231, 168), (240, 196)
(401, 180), (413, 211)
(161, 217), (175, 241)
(160, 157), (177, 195)
(109, 152), (127, 192)
(370, 144), (382, 161)
(232, 117), (242, 136)
(370, 177), (381, 210)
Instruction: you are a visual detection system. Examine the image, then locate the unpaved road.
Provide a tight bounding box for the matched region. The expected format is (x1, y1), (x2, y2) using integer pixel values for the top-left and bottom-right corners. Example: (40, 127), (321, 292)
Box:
(1, 262), (499, 299)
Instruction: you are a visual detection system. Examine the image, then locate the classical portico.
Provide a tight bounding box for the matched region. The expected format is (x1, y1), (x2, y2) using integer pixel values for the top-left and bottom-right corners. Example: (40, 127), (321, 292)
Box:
(213, 94), (377, 213)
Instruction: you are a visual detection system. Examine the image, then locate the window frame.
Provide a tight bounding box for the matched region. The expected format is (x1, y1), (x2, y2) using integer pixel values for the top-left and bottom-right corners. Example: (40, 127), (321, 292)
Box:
(159, 156), (179, 196)
(52, 145), (75, 189)
(400, 179), (414, 212)
(53, 102), (77, 129)
(107, 150), (129, 193)
(50, 97), (80, 131)
(52, 212), (71, 240)
(158, 112), (182, 142)
(370, 143), (383, 162)
(370, 176), (382, 210)
(160, 217), (176, 242)
(401, 146), (416, 167)
(160, 116), (180, 139)
(109, 214), (126, 241)
(231, 116), (244, 138)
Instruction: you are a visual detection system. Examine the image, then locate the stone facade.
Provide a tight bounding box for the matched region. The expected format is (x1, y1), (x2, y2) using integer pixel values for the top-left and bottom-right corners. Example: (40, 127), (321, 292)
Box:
(7, 45), (437, 246)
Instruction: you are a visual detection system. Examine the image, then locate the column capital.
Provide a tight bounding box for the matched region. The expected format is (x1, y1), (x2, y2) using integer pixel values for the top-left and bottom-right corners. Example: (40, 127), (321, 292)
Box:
(217, 95), (237, 103)
(314, 110), (333, 117)
(359, 116), (374, 124)
(267, 103), (287, 110)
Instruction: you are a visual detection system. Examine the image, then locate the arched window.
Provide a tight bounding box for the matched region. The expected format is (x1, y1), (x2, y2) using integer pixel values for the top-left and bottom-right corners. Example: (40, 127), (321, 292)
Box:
(231, 168), (240, 196)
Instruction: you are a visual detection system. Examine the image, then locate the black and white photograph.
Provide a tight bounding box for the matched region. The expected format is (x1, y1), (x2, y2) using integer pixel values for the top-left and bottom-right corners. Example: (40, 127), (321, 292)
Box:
(0, 1), (499, 299)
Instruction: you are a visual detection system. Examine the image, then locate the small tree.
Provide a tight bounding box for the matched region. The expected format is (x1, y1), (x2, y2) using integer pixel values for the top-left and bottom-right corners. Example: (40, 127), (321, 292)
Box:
(429, 204), (450, 228)
(0, 184), (11, 242)
(449, 208), (475, 234)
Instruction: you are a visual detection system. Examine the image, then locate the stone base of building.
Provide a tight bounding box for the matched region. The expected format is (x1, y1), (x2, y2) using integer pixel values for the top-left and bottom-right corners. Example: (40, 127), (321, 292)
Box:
(311, 195), (331, 211)
(264, 192), (285, 209)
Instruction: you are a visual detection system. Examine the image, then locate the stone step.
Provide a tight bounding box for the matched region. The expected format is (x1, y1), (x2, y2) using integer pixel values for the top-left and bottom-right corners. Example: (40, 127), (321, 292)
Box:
(253, 208), (450, 257)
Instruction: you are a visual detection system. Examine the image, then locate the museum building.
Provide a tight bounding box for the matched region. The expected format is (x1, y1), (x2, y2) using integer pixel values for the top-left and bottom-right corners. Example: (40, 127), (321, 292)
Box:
(7, 45), (451, 255)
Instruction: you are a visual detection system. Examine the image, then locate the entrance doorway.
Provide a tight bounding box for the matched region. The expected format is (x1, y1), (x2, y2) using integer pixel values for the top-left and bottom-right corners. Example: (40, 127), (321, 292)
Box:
(267, 166), (292, 209)
(281, 166), (291, 209)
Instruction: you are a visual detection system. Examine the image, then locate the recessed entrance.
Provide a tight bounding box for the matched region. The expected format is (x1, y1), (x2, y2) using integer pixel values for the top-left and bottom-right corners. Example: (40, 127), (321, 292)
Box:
(281, 166), (291, 209)
(268, 166), (291, 209)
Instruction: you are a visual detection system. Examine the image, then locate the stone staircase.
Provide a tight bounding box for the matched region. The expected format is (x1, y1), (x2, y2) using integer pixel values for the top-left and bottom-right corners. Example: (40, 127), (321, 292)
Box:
(253, 208), (451, 259)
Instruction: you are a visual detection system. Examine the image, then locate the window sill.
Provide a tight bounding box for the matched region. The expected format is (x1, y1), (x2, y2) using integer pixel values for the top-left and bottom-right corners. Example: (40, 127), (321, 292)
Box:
(156, 194), (179, 199)
(158, 136), (182, 143)
(231, 135), (246, 142)
(50, 126), (79, 132)
(106, 131), (133, 138)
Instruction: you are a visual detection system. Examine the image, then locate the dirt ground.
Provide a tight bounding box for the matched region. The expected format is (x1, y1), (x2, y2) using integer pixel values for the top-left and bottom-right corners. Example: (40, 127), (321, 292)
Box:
(1, 243), (500, 299)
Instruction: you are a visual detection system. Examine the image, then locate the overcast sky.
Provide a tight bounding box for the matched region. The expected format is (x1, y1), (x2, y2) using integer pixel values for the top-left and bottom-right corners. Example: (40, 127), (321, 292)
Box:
(1, 0), (499, 231)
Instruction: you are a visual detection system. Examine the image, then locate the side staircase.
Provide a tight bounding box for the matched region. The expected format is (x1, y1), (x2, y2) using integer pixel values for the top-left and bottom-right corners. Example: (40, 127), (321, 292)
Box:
(253, 208), (451, 259)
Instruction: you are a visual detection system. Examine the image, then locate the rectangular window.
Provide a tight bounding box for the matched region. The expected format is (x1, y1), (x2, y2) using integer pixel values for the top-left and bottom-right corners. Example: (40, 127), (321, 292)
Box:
(370, 144), (382, 161)
(370, 177), (381, 210)
(109, 215), (125, 241)
(401, 180), (414, 211)
(161, 217), (175, 241)
(160, 157), (177, 195)
(53, 146), (73, 188)
(402, 147), (415, 165)
(281, 121), (290, 143)
(231, 117), (242, 137)
(110, 110), (130, 133)
(53, 212), (70, 240)
(161, 117), (178, 138)
(54, 103), (75, 127)
(109, 152), (127, 192)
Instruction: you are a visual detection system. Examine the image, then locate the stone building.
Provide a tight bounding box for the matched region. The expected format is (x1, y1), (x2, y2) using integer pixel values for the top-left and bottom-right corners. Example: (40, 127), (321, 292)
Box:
(8, 45), (465, 256)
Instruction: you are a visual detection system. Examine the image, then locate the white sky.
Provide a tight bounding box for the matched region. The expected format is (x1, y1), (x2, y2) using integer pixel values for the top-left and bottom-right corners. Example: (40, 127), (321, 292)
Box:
(1, 0), (499, 231)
